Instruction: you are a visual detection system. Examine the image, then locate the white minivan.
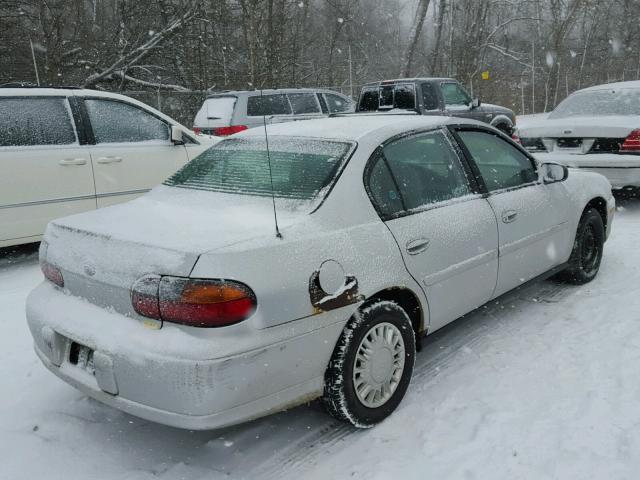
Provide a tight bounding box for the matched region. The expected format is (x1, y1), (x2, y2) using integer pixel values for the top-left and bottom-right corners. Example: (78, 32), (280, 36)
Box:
(0, 87), (212, 248)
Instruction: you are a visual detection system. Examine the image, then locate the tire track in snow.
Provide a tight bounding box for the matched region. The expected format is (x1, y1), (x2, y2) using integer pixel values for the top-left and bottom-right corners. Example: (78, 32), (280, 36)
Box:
(258, 279), (577, 479)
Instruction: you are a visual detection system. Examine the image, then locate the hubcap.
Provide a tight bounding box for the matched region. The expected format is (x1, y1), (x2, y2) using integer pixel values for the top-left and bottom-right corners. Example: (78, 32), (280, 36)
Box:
(353, 322), (405, 409)
(580, 223), (600, 273)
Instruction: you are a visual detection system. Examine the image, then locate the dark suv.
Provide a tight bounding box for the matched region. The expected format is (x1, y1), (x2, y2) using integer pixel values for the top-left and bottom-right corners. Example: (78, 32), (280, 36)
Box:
(357, 78), (516, 134)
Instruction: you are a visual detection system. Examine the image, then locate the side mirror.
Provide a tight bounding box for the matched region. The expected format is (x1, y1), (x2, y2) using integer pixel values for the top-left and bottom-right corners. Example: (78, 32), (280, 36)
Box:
(541, 162), (569, 184)
(471, 98), (481, 108)
(171, 125), (184, 145)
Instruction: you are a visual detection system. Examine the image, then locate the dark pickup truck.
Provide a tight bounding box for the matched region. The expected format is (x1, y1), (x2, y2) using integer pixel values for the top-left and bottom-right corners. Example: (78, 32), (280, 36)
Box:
(357, 78), (516, 135)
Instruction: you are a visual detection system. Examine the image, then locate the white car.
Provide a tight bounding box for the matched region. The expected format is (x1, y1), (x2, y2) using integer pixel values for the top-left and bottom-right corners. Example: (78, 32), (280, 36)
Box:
(0, 87), (213, 248)
(516, 80), (640, 191)
(27, 115), (614, 430)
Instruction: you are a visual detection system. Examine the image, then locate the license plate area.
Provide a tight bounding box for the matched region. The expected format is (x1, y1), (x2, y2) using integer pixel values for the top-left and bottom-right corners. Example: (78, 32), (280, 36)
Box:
(69, 341), (95, 375)
(556, 138), (582, 148)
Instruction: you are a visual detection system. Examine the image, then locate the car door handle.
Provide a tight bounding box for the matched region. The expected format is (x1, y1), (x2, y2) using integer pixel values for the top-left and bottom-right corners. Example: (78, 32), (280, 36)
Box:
(406, 238), (430, 255)
(502, 210), (518, 223)
(59, 158), (87, 166)
(96, 156), (123, 164)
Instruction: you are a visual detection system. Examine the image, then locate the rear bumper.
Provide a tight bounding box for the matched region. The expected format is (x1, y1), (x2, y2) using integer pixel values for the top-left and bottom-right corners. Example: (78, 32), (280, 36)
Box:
(534, 153), (640, 188)
(26, 282), (349, 430)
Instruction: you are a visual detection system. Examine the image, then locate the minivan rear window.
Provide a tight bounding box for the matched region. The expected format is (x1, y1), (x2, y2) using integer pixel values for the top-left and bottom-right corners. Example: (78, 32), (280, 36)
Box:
(164, 136), (353, 201)
(197, 97), (237, 123)
(247, 94), (292, 116)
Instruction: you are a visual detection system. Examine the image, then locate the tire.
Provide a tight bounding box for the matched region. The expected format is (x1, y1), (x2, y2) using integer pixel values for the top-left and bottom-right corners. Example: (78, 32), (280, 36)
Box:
(322, 300), (416, 428)
(494, 123), (513, 136)
(556, 208), (604, 285)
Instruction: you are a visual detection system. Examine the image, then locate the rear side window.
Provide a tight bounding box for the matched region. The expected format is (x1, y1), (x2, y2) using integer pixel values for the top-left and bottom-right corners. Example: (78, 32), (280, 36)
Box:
(367, 155), (404, 218)
(288, 93), (320, 114)
(85, 99), (169, 143)
(164, 137), (352, 201)
(457, 130), (538, 191)
(358, 88), (379, 111)
(324, 93), (351, 113)
(246, 94), (292, 116)
(383, 130), (471, 210)
(394, 84), (416, 109)
(0, 97), (76, 147)
(421, 83), (439, 110)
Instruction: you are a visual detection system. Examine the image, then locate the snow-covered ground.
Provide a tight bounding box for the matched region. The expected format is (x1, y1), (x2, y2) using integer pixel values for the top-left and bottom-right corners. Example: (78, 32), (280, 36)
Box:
(2, 196), (640, 480)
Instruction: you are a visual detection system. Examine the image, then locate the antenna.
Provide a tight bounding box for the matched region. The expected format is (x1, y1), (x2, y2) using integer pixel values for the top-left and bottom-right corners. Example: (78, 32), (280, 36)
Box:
(261, 90), (283, 239)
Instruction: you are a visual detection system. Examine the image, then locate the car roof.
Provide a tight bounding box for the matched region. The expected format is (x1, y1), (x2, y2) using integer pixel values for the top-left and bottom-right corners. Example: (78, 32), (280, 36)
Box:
(577, 80), (640, 93)
(207, 88), (345, 98)
(238, 114), (486, 142)
(362, 78), (455, 87)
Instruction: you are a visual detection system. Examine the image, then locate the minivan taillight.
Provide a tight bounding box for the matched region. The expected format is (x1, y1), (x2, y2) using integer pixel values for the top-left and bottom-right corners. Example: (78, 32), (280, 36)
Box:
(131, 275), (256, 327)
(41, 261), (64, 288)
(213, 125), (248, 136)
(621, 129), (640, 152)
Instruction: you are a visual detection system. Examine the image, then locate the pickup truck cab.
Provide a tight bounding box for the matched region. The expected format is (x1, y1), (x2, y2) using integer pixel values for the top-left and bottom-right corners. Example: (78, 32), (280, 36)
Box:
(357, 78), (516, 135)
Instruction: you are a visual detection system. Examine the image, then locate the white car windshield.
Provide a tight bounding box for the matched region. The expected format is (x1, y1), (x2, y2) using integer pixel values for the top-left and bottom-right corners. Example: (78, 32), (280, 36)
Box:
(549, 88), (640, 118)
(164, 136), (353, 200)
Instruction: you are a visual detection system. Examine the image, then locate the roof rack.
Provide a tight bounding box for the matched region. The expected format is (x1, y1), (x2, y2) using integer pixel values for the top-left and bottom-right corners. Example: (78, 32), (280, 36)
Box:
(329, 111), (419, 118)
(0, 82), (83, 89)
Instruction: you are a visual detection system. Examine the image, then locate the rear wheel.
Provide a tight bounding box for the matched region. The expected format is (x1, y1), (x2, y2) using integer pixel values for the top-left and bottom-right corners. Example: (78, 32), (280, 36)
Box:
(322, 301), (415, 428)
(556, 208), (604, 284)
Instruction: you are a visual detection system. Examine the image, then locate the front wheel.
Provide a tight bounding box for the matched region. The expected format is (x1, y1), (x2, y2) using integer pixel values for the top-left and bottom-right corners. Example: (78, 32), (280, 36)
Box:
(322, 300), (416, 428)
(556, 208), (604, 284)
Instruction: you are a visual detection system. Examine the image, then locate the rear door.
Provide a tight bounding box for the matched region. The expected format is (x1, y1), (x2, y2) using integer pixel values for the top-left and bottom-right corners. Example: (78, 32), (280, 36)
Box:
(0, 96), (95, 244)
(81, 97), (189, 208)
(453, 127), (572, 297)
(366, 129), (499, 331)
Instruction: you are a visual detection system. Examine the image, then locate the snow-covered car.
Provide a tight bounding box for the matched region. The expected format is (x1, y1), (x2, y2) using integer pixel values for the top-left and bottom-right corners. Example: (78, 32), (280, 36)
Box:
(26, 115), (614, 430)
(516, 80), (640, 191)
(193, 88), (355, 136)
(0, 86), (215, 248)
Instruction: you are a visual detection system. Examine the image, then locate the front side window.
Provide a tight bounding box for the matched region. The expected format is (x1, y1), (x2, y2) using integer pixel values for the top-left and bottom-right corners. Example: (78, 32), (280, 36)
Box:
(381, 130), (472, 211)
(0, 97), (76, 147)
(457, 130), (538, 192)
(324, 93), (351, 113)
(287, 93), (320, 114)
(164, 136), (352, 201)
(85, 99), (169, 144)
(246, 94), (292, 116)
(441, 82), (471, 106)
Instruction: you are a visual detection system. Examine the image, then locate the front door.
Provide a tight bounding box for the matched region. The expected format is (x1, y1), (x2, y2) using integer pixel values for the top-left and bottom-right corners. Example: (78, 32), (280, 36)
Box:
(366, 129), (499, 332)
(82, 97), (189, 208)
(454, 128), (572, 297)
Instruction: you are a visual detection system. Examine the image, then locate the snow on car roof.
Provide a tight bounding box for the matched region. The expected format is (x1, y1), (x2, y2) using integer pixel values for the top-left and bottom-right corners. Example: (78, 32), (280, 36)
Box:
(578, 80), (640, 93)
(238, 114), (478, 142)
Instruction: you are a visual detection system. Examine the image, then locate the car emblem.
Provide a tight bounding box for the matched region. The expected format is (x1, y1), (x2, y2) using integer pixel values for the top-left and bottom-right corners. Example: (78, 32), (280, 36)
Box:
(563, 129), (573, 134)
(84, 264), (96, 277)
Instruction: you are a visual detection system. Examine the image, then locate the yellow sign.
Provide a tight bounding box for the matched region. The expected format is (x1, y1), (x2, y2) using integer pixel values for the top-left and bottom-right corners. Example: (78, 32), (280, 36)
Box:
(481, 71), (490, 80)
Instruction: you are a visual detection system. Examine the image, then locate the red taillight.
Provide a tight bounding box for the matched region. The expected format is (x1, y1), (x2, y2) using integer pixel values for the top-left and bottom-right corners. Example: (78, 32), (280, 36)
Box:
(511, 133), (522, 145)
(132, 275), (256, 327)
(41, 261), (64, 288)
(193, 127), (202, 135)
(621, 129), (640, 152)
(212, 125), (248, 136)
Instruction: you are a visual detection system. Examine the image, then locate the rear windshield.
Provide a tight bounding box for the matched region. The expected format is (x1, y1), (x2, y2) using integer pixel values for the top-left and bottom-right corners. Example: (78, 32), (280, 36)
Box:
(164, 136), (353, 200)
(549, 88), (640, 118)
(196, 97), (236, 123)
(358, 84), (416, 111)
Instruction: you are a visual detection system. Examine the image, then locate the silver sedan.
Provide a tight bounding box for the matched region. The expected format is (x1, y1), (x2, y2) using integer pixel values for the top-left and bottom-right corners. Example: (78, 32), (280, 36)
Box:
(27, 114), (614, 430)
